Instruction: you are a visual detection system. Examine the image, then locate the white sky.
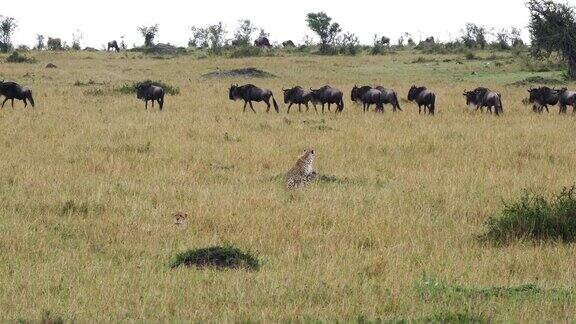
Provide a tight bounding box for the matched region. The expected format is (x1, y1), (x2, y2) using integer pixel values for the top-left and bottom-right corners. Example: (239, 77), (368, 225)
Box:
(3, 0), (576, 48)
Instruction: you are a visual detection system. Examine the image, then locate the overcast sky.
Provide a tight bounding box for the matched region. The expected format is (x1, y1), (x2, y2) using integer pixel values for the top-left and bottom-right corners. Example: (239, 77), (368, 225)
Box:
(3, 0), (576, 48)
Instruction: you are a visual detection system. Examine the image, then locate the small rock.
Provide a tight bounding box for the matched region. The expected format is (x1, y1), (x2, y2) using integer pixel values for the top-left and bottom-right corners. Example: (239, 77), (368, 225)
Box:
(45, 63), (57, 68)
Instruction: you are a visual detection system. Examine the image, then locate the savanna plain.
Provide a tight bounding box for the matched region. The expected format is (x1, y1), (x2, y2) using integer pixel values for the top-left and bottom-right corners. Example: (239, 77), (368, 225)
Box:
(1, 49), (576, 322)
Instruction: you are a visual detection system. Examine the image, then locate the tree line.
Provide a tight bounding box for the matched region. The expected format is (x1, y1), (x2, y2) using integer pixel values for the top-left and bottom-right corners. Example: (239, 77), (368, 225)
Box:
(1, 0), (576, 78)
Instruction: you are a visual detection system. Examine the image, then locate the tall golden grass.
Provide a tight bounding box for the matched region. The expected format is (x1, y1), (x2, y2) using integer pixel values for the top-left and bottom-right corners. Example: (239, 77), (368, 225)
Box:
(0, 50), (575, 322)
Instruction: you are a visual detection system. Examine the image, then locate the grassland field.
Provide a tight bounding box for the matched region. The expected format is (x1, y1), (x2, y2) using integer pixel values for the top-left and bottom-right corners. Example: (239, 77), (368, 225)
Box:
(1, 49), (576, 322)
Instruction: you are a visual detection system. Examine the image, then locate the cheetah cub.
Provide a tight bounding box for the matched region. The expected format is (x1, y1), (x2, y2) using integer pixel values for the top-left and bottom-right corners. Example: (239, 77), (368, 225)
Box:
(286, 149), (317, 189)
(173, 212), (188, 226)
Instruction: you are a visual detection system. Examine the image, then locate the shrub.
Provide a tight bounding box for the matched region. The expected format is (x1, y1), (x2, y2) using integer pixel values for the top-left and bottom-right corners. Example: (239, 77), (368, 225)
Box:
(47, 37), (64, 51)
(465, 51), (478, 60)
(5, 51), (36, 63)
(482, 186), (576, 244)
(170, 246), (259, 270)
(116, 80), (180, 95)
(338, 32), (360, 56)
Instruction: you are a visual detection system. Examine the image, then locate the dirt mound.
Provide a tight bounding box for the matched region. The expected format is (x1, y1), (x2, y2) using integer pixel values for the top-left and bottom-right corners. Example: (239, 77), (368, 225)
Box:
(45, 63), (57, 68)
(202, 67), (277, 79)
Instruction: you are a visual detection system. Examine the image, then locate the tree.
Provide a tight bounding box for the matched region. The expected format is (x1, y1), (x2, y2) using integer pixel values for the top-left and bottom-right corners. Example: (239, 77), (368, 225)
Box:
(510, 27), (524, 47)
(47, 37), (63, 51)
(208, 22), (226, 54)
(0, 16), (17, 52)
(233, 20), (256, 46)
(306, 12), (341, 53)
(495, 29), (511, 50)
(528, 0), (576, 78)
(72, 29), (83, 51)
(338, 32), (360, 55)
(138, 24), (159, 47)
(189, 26), (209, 48)
(257, 28), (269, 39)
(35, 34), (45, 50)
(120, 36), (127, 50)
(461, 23), (488, 49)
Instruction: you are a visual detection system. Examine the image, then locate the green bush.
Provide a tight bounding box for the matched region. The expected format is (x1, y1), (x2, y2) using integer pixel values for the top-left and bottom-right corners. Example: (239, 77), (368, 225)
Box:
(482, 186), (576, 244)
(116, 80), (180, 95)
(170, 246), (259, 270)
(5, 51), (36, 63)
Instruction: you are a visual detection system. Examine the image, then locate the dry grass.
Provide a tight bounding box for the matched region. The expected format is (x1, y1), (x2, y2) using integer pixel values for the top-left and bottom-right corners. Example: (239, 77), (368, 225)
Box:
(0, 50), (575, 322)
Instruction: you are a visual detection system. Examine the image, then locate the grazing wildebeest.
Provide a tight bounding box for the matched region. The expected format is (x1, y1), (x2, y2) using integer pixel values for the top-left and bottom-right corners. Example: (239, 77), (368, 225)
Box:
(283, 86), (315, 113)
(107, 40), (120, 52)
(556, 88), (576, 114)
(136, 84), (164, 110)
(375, 86), (402, 112)
(0, 81), (35, 108)
(381, 36), (390, 46)
(229, 84), (279, 113)
(407, 86), (436, 115)
(527, 87), (559, 113)
(463, 87), (503, 115)
(282, 40), (295, 47)
(310, 85), (344, 113)
(424, 36), (435, 44)
(254, 37), (272, 48)
(351, 86), (384, 112)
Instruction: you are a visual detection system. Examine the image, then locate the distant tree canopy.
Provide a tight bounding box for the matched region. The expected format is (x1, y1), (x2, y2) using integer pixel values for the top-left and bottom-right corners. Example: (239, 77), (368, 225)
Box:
(461, 23), (488, 49)
(528, 0), (576, 79)
(306, 12), (341, 53)
(35, 34), (45, 50)
(47, 37), (63, 51)
(233, 20), (256, 46)
(207, 22), (226, 54)
(138, 24), (159, 47)
(0, 16), (17, 52)
(72, 29), (83, 51)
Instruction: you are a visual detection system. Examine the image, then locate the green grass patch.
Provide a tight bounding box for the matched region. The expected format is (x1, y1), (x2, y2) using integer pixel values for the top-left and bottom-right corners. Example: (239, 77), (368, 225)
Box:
(417, 277), (542, 302)
(481, 186), (576, 244)
(170, 246), (260, 271)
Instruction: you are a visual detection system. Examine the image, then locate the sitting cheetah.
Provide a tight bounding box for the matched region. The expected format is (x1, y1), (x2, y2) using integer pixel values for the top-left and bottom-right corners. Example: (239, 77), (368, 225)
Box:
(173, 212), (188, 226)
(286, 149), (317, 189)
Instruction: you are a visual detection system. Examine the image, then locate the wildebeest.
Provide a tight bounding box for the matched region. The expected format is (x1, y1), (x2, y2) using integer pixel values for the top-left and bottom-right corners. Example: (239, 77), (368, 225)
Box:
(556, 88), (576, 114)
(282, 40), (295, 48)
(527, 87), (559, 113)
(283, 86), (315, 113)
(310, 85), (344, 113)
(136, 84), (164, 110)
(107, 40), (120, 52)
(254, 37), (272, 48)
(229, 84), (279, 113)
(351, 86), (384, 112)
(463, 87), (503, 115)
(407, 86), (436, 115)
(375, 86), (402, 111)
(0, 81), (35, 108)
(380, 36), (390, 46)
